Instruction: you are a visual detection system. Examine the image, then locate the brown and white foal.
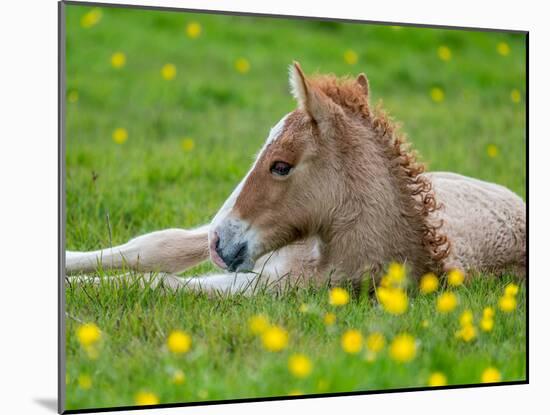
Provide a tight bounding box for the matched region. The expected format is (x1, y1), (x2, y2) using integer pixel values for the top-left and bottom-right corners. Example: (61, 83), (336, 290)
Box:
(66, 63), (526, 293)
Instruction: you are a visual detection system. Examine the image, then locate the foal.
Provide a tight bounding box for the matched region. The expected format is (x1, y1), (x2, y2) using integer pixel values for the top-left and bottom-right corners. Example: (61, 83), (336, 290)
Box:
(66, 63), (526, 293)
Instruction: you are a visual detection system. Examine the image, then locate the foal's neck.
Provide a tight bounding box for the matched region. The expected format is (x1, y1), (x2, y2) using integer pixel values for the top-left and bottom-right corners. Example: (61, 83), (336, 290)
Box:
(321, 122), (436, 281)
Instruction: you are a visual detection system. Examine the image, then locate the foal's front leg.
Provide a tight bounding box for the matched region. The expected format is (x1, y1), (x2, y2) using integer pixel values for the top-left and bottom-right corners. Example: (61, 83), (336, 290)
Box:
(66, 226), (210, 274)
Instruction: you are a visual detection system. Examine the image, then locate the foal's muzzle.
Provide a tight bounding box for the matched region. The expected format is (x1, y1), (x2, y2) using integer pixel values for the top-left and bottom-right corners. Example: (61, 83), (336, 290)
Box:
(209, 229), (252, 272)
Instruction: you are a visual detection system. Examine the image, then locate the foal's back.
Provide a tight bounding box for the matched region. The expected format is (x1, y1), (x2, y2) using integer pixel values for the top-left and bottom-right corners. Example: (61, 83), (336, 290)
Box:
(428, 172), (526, 277)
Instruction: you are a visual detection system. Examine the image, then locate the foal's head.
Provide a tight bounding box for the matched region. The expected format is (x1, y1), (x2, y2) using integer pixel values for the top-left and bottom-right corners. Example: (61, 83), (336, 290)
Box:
(209, 62), (372, 272)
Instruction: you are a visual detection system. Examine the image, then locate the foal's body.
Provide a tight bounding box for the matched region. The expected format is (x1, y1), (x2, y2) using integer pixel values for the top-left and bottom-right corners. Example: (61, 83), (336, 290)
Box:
(66, 64), (526, 293)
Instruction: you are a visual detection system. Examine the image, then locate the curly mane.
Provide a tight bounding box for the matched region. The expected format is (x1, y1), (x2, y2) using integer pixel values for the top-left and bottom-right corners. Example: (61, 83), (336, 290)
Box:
(310, 74), (451, 268)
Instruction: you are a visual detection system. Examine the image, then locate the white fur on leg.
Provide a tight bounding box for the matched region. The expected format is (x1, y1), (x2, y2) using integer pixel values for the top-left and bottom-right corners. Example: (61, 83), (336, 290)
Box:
(180, 273), (261, 295)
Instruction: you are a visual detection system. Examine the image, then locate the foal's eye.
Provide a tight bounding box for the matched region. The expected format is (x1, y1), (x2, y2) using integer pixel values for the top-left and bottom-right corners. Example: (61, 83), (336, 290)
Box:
(270, 161), (293, 177)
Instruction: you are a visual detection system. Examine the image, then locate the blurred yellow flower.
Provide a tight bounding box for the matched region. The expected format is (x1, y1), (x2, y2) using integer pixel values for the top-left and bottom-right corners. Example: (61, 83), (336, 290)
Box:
(249, 314), (269, 335)
(172, 369), (185, 385)
(111, 52), (126, 69)
(288, 390), (303, 396)
(261, 325), (289, 352)
(78, 374), (92, 390)
(456, 323), (477, 342)
(487, 144), (499, 158)
(112, 128), (128, 144)
(135, 391), (159, 405)
(161, 63), (177, 80)
(377, 287), (408, 315)
(437, 46), (452, 61)
(498, 295), (517, 312)
(76, 323), (101, 347)
(234, 58), (251, 74)
(419, 273), (438, 294)
(68, 90), (79, 103)
(448, 269), (464, 286)
(510, 89), (521, 103)
(428, 372), (447, 387)
(430, 87), (445, 103)
(389, 333), (417, 363)
(329, 287), (350, 306)
(366, 332), (385, 353)
(167, 330), (192, 354)
(504, 283), (519, 297)
(80, 8), (102, 29)
(421, 319), (430, 328)
(343, 49), (359, 65)
(497, 42), (510, 56)
(288, 354), (313, 378)
(186, 22), (202, 39)
(341, 329), (363, 354)
(483, 307), (495, 319)
(480, 316), (494, 332)
(459, 309), (474, 326)
(386, 262), (406, 286)
(481, 367), (501, 383)
(437, 292), (458, 313)
(323, 312), (336, 326)
(181, 137), (195, 152)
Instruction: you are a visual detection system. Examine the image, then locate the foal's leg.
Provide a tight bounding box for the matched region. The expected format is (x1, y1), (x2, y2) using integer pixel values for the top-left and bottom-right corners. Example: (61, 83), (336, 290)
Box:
(66, 226), (210, 274)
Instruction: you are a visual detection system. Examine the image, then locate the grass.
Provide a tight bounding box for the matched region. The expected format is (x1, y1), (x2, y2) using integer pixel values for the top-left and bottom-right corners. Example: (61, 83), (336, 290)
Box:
(64, 4), (527, 411)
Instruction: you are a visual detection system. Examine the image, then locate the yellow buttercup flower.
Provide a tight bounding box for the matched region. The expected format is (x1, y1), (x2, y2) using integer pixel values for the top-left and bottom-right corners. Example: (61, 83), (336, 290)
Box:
(323, 312), (336, 326)
(366, 332), (385, 353)
(80, 8), (102, 29)
(480, 316), (494, 332)
(481, 367), (501, 383)
(377, 287), (408, 315)
(343, 49), (358, 65)
(76, 323), (101, 347)
(510, 89), (521, 104)
(456, 323), (477, 342)
(386, 262), (406, 286)
(78, 374), (92, 390)
(261, 325), (289, 352)
(172, 369), (185, 385)
(249, 314), (269, 335)
(181, 137), (195, 152)
(161, 63), (177, 80)
(437, 291), (458, 313)
(288, 354), (313, 378)
(135, 391), (159, 405)
(504, 283), (519, 296)
(186, 22), (202, 39)
(389, 333), (417, 363)
(234, 58), (251, 74)
(167, 330), (192, 354)
(419, 273), (438, 294)
(329, 287), (350, 306)
(487, 144), (499, 158)
(498, 295), (517, 312)
(483, 307), (495, 318)
(497, 42), (510, 56)
(112, 127), (128, 144)
(428, 372), (447, 387)
(288, 390), (303, 396)
(448, 269), (464, 286)
(341, 329), (363, 354)
(111, 52), (126, 69)
(430, 87), (445, 103)
(437, 46), (452, 61)
(459, 309), (474, 326)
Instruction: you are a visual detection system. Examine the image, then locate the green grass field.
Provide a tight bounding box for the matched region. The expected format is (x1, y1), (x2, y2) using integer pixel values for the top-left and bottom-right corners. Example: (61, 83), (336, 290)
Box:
(64, 4), (527, 411)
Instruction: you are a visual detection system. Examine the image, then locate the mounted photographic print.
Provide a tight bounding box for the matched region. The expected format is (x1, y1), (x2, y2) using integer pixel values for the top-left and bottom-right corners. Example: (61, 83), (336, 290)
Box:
(60, 1), (527, 413)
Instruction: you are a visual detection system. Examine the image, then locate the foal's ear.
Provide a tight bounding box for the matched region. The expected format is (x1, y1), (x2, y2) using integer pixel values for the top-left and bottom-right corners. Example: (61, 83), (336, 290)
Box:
(289, 62), (333, 122)
(356, 73), (369, 98)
